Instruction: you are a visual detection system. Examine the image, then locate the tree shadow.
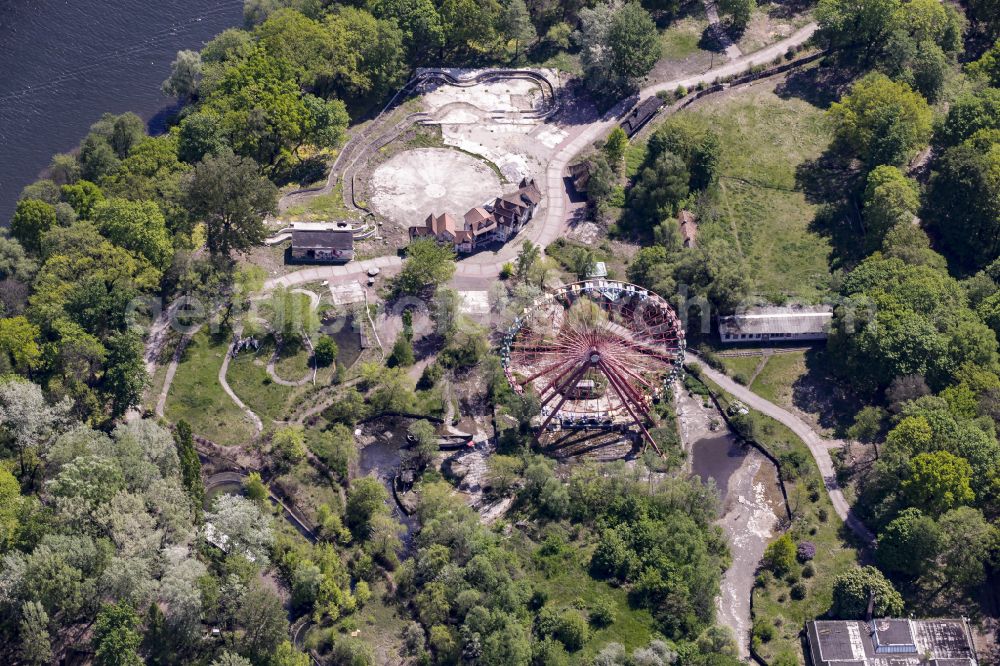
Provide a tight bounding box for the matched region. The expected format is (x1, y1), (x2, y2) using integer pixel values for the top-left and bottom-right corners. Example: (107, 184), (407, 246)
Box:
(273, 155), (331, 188)
(790, 347), (864, 437)
(795, 145), (868, 271)
(698, 25), (728, 53)
(774, 64), (853, 110)
(765, 0), (815, 20)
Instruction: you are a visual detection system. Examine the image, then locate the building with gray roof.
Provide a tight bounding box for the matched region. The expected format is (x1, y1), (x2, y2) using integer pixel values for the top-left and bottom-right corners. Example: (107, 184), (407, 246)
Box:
(719, 305), (832, 344)
(806, 619), (978, 666)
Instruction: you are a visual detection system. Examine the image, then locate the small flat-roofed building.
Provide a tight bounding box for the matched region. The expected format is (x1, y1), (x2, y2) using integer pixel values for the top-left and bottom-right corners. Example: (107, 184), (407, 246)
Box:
(807, 620), (978, 666)
(289, 222), (355, 263)
(719, 305), (833, 344)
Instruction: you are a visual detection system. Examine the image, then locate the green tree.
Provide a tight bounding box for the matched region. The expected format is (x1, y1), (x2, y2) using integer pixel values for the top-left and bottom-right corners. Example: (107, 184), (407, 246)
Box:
(18, 601), (52, 665)
(407, 419), (438, 470)
(162, 49), (202, 101)
(516, 240), (541, 278)
(876, 507), (941, 576)
(603, 127), (629, 170)
(346, 476), (390, 540)
(926, 139), (1000, 271)
(862, 166), (919, 248)
(555, 609), (589, 651)
(273, 425), (307, 465)
(237, 582), (289, 663)
(102, 331), (148, 419)
(901, 450), (975, 516)
(185, 150), (278, 257)
(177, 112), (228, 164)
(937, 506), (996, 588)
(0, 316), (41, 374)
(244, 471), (269, 503)
(831, 566), (904, 618)
(816, 0), (900, 60)
(10, 199), (56, 254)
(936, 88), (1000, 148)
(629, 151), (690, 225)
(395, 238), (456, 295)
(79, 135), (121, 182)
(92, 198), (173, 269)
(828, 72), (933, 165)
(174, 420), (204, 508)
(718, 0), (756, 34)
(93, 602), (143, 666)
(60, 180), (105, 220)
(580, 1), (661, 94)
(499, 0), (536, 58)
(486, 455), (523, 495)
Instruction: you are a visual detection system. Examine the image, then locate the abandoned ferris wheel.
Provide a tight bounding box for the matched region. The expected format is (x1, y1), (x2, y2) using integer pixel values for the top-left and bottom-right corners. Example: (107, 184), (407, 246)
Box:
(500, 280), (686, 455)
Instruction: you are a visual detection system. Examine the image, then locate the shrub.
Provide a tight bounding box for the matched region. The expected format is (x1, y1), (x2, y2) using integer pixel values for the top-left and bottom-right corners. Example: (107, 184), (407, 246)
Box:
(733, 372), (750, 385)
(387, 337), (415, 368)
(791, 582), (807, 600)
(818, 507), (829, 522)
(753, 619), (775, 643)
(500, 262), (514, 279)
(417, 362), (443, 390)
(554, 610), (589, 652)
(803, 563), (815, 578)
(763, 534), (796, 575)
(797, 541), (816, 562)
(589, 597), (616, 627)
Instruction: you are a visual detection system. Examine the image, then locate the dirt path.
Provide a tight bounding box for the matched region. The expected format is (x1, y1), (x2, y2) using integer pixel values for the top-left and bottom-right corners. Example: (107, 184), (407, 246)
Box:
(219, 325), (264, 434)
(690, 353), (876, 546)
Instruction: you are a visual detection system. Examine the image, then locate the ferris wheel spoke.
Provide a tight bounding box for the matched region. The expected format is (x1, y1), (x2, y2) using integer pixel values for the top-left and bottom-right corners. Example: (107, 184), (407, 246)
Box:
(597, 360), (660, 455)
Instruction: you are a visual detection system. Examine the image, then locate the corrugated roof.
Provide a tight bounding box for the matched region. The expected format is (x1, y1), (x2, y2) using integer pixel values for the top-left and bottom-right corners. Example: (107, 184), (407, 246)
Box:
(719, 306), (832, 335)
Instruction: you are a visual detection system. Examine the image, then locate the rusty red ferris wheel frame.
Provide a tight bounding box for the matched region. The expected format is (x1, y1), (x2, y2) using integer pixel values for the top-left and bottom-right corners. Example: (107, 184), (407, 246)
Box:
(500, 280), (686, 454)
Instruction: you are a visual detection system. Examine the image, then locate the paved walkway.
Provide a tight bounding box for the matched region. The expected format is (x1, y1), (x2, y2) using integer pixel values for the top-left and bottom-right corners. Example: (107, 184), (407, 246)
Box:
(265, 23), (818, 292)
(689, 353), (875, 546)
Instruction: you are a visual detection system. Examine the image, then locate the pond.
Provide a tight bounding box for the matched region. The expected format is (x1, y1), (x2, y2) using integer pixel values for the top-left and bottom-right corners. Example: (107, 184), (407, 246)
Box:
(357, 422), (419, 544)
(325, 313), (363, 369)
(690, 433), (747, 503)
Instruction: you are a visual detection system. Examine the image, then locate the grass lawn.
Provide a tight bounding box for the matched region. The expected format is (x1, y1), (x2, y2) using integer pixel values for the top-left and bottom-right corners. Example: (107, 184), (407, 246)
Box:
(509, 528), (659, 663)
(682, 84), (835, 300)
(316, 579), (408, 663)
(284, 183), (357, 221)
(718, 355), (763, 384)
(749, 351), (808, 407)
(700, 375), (862, 663)
(660, 15), (711, 60)
(163, 328), (257, 446)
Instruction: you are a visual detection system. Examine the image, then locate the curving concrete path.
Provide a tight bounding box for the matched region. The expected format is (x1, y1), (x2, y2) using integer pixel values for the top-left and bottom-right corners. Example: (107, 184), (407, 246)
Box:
(689, 353), (875, 546)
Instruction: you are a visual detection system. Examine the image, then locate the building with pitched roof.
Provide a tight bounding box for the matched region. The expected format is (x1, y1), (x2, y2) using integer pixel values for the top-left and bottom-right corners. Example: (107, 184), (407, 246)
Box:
(289, 221), (355, 263)
(409, 177), (541, 253)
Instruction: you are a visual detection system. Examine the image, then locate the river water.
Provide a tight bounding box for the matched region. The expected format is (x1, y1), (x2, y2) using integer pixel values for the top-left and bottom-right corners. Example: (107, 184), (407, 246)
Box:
(0, 0), (244, 223)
